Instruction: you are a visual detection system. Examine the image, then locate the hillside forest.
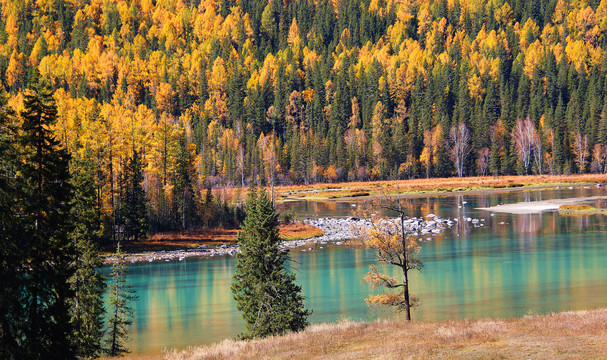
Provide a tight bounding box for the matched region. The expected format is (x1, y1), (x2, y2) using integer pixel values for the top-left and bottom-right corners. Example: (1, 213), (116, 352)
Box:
(2, 0), (607, 236)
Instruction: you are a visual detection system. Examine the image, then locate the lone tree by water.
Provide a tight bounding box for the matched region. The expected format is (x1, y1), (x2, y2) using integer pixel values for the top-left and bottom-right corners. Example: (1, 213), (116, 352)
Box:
(105, 244), (138, 357)
(357, 199), (423, 321)
(231, 186), (310, 339)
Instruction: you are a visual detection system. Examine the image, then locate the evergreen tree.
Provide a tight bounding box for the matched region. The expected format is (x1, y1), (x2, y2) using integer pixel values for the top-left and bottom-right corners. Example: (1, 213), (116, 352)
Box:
(0, 91), (23, 360)
(173, 136), (198, 230)
(232, 186), (310, 339)
(68, 159), (106, 359)
(105, 244), (138, 357)
(17, 84), (76, 359)
(119, 150), (149, 241)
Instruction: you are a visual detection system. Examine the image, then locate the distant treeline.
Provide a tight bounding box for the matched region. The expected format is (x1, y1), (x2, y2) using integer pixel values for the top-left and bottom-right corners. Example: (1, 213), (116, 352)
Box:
(1, 0), (607, 233)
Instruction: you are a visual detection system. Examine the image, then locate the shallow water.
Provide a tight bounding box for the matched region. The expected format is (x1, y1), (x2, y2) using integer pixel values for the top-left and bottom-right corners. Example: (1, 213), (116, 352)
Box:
(105, 186), (607, 354)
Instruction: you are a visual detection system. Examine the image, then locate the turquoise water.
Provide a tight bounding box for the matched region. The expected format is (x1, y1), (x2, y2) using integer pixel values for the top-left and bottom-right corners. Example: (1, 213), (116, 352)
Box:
(106, 186), (607, 354)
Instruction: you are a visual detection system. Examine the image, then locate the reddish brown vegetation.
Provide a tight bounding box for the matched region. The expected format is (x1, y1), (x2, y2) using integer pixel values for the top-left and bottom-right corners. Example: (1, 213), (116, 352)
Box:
(103, 224), (323, 254)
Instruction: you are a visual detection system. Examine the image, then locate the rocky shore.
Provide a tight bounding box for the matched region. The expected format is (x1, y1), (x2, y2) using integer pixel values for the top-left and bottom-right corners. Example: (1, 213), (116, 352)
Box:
(103, 215), (457, 264)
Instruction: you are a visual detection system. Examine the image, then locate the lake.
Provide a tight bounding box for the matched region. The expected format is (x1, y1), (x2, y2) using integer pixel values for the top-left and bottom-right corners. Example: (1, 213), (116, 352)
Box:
(105, 186), (607, 354)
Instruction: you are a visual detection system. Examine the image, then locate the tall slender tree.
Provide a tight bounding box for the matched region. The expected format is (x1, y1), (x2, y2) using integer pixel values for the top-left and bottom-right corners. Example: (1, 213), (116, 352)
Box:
(119, 150), (148, 241)
(105, 244), (138, 357)
(0, 90), (23, 360)
(18, 83), (76, 359)
(68, 159), (106, 359)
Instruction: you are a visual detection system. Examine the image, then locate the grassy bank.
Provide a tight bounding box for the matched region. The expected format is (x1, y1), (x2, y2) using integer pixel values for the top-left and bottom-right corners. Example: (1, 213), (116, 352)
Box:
(105, 308), (607, 360)
(272, 174), (607, 202)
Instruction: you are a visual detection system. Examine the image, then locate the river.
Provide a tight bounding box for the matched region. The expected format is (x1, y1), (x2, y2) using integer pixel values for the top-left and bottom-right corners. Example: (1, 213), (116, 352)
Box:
(104, 185), (607, 354)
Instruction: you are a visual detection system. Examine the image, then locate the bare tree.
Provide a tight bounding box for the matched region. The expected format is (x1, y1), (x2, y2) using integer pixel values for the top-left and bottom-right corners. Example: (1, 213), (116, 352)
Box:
(512, 116), (537, 174)
(573, 132), (589, 174)
(448, 123), (471, 177)
(477, 147), (490, 176)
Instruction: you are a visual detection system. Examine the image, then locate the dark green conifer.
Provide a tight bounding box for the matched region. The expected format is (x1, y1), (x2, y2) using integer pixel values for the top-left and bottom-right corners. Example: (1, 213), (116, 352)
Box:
(18, 83), (76, 359)
(68, 159), (106, 359)
(119, 150), (149, 241)
(105, 244), (138, 357)
(232, 186), (310, 339)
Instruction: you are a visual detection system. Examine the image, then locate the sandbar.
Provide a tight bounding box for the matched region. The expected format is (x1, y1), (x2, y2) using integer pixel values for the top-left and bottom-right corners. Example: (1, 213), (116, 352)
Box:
(477, 196), (607, 214)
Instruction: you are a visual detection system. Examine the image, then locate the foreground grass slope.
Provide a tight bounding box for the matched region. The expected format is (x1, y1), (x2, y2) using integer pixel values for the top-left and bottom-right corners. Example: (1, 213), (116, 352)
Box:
(110, 309), (607, 360)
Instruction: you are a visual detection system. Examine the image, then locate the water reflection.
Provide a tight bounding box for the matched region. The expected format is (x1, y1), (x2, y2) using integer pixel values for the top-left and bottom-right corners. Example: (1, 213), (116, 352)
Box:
(111, 186), (607, 354)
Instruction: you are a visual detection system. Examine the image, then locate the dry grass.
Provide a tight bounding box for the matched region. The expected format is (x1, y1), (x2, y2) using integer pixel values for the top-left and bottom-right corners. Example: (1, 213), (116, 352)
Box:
(102, 223), (323, 254)
(112, 308), (607, 360)
(268, 174), (607, 202)
(279, 223), (324, 240)
(559, 204), (607, 215)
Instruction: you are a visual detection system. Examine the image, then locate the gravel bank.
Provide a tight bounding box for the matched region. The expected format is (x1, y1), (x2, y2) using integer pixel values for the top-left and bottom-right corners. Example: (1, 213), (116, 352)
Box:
(104, 216), (456, 264)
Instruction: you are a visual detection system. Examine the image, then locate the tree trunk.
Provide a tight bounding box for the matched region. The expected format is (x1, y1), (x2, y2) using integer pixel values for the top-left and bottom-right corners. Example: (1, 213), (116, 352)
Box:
(400, 214), (411, 321)
(403, 266), (411, 321)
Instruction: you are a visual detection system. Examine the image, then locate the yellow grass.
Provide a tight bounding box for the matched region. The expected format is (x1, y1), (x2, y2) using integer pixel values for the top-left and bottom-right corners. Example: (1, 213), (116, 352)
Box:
(278, 223), (324, 240)
(109, 308), (607, 360)
(559, 204), (607, 215)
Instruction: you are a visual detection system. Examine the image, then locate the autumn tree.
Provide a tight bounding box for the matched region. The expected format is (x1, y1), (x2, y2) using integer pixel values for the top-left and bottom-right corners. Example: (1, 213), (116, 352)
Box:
(489, 119), (506, 176)
(357, 199), (423, 321)
(420, 125), (442, 178)
(593, 144), (607, 173)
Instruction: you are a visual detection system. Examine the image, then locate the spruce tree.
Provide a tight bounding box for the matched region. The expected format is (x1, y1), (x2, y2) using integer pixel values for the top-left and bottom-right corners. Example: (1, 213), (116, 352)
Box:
(119, 150), (148, 241)
(232, 186), (310, 339)
(68, 159), (106, 359)
(17, 83), (76, 359)
(0, 90), (23, 360)
(105, 244), (138, 357)
(173, 136), (198, 230)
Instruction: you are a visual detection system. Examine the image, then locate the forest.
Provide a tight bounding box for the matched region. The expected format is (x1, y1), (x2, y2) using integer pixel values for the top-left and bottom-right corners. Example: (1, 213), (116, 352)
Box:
(2, 0), (607, 235)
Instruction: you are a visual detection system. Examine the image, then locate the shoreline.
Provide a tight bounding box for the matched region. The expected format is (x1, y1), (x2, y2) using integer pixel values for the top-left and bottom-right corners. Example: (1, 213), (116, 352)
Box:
(103, 215), (454, 264)
(103, 218), (365, 264)
(272, 174), (607, 202)
(104, 183), (607, 264)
